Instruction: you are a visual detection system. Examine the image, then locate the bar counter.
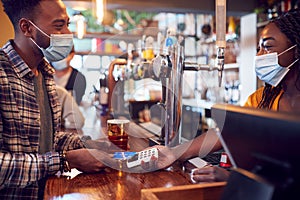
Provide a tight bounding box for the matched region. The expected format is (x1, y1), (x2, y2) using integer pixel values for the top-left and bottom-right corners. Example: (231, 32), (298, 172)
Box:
(44, 161), (195, 199)
(43, 120), (194, 199)
(44, 116), (225, 200)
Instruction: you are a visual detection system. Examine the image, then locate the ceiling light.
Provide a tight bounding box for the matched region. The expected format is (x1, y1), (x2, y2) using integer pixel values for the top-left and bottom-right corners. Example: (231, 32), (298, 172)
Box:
(94, 0), (106, 24)
(63, 0), (92, 11)
(72, 12), (86, 39)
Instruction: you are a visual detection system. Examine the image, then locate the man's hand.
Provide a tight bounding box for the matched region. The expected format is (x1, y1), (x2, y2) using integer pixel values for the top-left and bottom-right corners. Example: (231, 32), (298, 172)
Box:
(66, 149), (118, 173)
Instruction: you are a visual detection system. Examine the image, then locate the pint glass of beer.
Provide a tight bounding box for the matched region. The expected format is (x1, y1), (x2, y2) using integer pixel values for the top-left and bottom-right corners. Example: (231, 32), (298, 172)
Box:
(107, 119), (130, 150)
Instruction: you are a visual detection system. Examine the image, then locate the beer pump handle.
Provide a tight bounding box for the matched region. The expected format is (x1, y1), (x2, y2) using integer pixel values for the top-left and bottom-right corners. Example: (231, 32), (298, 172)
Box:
(215, 0), (226, 87)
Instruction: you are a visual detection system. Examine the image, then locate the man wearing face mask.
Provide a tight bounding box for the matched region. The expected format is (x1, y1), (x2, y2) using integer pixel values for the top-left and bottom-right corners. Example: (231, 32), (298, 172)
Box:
(0, 0), (115, 199)
(52, 47), (86, 105)
(141, 8), (300, 183)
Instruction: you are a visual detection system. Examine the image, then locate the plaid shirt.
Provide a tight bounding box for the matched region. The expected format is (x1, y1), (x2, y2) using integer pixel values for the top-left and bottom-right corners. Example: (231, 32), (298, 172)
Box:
(0, 41), (85, 199)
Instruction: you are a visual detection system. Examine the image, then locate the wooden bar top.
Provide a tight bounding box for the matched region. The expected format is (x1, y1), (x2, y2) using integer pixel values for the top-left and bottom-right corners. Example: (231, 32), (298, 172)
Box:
(44, 120), (197, 200)
(44, 162), (194, 200)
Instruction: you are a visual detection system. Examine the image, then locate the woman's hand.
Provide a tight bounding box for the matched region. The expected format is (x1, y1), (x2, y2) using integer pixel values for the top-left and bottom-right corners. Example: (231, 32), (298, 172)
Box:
(191, 166), (230, 183)
(141, 145), (177, 171)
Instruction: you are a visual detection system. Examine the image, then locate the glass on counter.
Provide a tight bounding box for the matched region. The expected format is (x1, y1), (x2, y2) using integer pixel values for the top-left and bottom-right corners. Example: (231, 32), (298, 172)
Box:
(107, 119), (130, 151)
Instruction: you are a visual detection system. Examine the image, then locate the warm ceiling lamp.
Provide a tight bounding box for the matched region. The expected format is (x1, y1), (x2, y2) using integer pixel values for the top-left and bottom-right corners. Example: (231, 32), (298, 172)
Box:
(92, 0), (106, 24)
(73, 12), (86, 39)
(64, 0), (106, 24)
(63, 0), (92, 11)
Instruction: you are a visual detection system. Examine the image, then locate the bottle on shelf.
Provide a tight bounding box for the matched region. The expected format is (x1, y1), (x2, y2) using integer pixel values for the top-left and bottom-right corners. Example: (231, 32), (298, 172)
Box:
(99, 72), (109, 116)
(231, 80), (240, 104)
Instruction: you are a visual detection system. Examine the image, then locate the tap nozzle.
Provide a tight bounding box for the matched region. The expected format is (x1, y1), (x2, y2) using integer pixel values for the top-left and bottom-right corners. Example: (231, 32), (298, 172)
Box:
(216, 47), (225, 87)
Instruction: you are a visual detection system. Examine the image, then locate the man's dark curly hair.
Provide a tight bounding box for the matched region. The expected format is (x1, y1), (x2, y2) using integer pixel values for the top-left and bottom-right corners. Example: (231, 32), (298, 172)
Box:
(1, 0), (41, 29)
(258, 8), (300, 109)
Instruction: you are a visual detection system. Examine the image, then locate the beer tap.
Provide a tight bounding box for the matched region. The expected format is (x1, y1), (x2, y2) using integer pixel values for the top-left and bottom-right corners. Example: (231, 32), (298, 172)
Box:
(106, 0), (227, 145)
(215, 0), (226, 87)
(184, 0), (226, 87)
(149, 0), (227, 147)
(147, 28), (183, 147)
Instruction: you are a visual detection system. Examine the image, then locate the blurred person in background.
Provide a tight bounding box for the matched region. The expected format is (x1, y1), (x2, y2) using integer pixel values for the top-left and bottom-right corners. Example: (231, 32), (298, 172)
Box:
(52, 46), (86, 105)
(56, 85), (85, 130)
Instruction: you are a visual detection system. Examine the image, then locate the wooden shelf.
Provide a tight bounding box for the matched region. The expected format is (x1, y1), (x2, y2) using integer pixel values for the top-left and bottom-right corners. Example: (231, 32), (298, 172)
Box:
(75, 51), (124, 57)
(73, 32), (147, 42)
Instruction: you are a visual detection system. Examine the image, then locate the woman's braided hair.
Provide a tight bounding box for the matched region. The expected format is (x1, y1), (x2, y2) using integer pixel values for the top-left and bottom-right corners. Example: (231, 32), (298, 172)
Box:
(258, 8), (300, 109)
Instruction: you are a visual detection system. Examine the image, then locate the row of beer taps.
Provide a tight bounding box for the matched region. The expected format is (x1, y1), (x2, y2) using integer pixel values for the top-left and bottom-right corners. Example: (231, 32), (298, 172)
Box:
(104, 0), (226, 146)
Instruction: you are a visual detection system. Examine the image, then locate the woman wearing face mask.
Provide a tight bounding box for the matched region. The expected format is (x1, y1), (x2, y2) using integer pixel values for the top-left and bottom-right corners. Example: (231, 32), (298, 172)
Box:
(141, 8), (300, 182)
(246, 12), (300, 111)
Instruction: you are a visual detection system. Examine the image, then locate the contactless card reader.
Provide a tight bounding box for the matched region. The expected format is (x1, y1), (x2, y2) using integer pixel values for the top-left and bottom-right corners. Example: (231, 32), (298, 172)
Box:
(127, 148), (158, 168)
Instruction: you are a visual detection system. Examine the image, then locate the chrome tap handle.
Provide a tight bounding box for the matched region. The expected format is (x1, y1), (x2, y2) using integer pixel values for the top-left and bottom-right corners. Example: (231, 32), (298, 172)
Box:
(215, 0), (226, 87)
(184, 62), (216, 71)
(216, 47), (225, 87)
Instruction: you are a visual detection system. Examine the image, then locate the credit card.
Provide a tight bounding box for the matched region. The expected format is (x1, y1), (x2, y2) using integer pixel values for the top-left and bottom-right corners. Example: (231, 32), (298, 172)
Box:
(113, 152), (137, 160)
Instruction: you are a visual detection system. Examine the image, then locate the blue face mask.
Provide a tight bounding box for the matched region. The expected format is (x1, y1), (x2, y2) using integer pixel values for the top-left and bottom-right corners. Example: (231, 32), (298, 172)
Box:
(29, 20), (74, 62)
(255, 44), (298, 87)
(51, 57), (68, 70)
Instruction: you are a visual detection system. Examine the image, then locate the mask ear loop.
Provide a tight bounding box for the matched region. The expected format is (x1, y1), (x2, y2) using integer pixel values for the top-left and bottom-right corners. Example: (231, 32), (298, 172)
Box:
(278, 44), (297, 56)
(28, 20), (50, 39)
(278, 44), (298, 70)
(29, 37), (43, 51)
(28, 20), (51, 52)
(286, 58), (299, 69)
